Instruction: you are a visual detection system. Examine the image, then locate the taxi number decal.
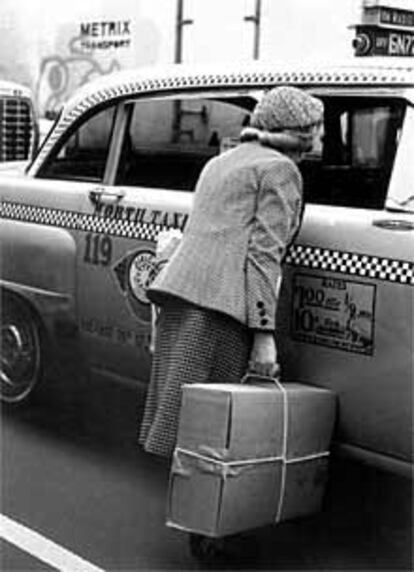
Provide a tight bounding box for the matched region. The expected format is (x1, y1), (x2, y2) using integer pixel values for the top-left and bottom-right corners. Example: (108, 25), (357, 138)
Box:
(291, 274), (376, 355)
(83, 233), (113, 266)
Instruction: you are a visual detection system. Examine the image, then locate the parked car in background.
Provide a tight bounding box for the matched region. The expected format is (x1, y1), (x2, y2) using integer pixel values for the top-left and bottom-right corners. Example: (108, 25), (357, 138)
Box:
(0, 79), (38, 165)
(0, 62), (413, 482)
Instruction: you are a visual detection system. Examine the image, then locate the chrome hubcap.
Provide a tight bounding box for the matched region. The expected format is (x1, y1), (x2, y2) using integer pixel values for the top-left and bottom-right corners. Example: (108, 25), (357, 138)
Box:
(1, 325), (25, 386)
(1, 307), (40, 402)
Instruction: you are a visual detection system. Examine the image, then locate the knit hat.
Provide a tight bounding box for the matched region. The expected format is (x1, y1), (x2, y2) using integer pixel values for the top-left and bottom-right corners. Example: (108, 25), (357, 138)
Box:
(251, 86), (324, 132)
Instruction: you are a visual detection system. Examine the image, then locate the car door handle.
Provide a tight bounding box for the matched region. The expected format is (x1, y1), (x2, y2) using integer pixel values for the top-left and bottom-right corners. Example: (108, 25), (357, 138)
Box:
(372, 219), (414, 231)
(89, 187), (125, 205)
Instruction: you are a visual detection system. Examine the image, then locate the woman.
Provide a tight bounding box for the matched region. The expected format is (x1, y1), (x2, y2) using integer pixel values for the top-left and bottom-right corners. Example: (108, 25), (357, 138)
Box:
(139, 86), (324, 459)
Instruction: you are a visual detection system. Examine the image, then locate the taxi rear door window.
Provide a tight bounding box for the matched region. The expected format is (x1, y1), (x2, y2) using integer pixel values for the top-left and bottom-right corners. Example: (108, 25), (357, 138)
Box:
(115, 96), (254, 191)
(301, 98), (405, 209)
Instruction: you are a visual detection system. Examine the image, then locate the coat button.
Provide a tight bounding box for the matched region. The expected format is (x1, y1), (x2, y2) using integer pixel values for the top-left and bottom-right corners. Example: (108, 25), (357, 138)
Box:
(257, 301), (265, 309)
(260, 318), (269, 326)
(259, 309), (266, 317)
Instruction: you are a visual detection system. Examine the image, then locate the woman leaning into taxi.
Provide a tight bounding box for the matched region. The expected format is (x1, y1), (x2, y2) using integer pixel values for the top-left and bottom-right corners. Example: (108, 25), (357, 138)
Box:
(139, 86), (324, 460)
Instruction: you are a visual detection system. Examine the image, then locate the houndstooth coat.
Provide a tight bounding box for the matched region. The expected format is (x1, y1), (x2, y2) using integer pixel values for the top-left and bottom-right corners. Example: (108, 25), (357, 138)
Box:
(141, 141), (303, 458)
(148, 141), (303, 331)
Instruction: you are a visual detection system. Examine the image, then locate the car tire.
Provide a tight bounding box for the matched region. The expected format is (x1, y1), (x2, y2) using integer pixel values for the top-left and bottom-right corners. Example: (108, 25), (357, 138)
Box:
(1, 294), (43, 404)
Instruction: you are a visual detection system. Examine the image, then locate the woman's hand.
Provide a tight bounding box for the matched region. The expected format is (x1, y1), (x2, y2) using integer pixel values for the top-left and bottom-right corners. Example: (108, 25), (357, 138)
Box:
(248, 331), (280, 378)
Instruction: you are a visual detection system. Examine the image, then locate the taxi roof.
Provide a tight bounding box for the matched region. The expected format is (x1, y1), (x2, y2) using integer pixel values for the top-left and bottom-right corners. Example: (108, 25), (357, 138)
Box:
(62, 60), (414, 115)
(36, 60), (414, 168)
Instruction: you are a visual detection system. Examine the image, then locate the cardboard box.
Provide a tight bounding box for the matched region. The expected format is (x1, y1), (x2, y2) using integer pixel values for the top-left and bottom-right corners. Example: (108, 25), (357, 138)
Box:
(166, 382), (336, 537)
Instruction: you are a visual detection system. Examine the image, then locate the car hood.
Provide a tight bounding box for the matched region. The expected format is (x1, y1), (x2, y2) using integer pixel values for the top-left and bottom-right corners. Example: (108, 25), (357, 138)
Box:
(0, 161), (30, 177)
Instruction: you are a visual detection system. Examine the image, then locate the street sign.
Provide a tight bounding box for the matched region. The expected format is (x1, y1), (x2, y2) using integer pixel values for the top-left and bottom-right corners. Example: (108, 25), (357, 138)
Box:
(362, 6), (414, 29)
(353, 25), (414, 56)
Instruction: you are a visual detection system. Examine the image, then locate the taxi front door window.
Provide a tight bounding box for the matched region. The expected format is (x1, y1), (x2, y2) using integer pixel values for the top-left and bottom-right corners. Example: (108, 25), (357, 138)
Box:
(37, 105), (116, 182)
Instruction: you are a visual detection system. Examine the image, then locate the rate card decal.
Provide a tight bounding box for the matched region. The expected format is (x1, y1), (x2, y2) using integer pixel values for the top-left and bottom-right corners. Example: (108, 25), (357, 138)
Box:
(291, 274), (376, 355)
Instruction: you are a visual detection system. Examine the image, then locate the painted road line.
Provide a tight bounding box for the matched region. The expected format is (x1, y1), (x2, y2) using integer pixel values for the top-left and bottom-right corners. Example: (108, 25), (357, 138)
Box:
(0, 514), (105, 572)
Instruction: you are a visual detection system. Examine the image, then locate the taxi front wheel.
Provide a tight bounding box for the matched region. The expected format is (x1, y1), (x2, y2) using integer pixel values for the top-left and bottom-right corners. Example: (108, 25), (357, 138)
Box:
(1, 294), (42, 404)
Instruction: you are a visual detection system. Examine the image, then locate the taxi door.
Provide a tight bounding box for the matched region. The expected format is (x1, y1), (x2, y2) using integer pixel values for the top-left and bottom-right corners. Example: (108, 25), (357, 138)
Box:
(277, 95), (414, 469)
(69, 91), (257, 386)
(31, 102), (160, 386)
(32, 97), (194, 387)
(75, 180), (190, 388)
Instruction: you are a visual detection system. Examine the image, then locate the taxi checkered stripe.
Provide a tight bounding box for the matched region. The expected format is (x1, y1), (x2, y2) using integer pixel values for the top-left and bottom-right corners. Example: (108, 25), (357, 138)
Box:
(1, 201), (413, 285)
(285, 245), (414, 285)
(84, 214), (160, 240)
(0, 201), (160, 241)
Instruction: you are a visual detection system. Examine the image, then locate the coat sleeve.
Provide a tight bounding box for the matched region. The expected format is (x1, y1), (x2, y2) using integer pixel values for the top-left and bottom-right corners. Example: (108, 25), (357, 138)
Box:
(246, 158), (303, 331)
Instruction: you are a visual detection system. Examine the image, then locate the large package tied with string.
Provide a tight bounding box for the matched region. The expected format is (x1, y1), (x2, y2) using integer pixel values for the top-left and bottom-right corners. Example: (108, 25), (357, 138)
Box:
(166, 378), (336, 537)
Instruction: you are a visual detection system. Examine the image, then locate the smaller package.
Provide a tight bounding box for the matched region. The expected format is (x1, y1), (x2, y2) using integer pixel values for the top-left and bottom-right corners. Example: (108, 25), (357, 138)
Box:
(166, 382), (336, 537)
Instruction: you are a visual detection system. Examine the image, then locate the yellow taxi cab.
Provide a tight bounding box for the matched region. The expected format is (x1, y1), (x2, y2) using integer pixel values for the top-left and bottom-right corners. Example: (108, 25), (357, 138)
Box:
(0, 62), (413, 481)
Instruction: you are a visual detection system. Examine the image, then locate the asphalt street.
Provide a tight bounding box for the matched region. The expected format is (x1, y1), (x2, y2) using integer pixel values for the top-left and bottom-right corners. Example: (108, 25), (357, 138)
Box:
(1, 374), (412, 571)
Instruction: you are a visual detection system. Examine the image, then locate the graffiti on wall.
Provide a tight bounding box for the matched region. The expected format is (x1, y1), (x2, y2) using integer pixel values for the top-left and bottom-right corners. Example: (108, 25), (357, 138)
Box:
(36, 29), (125, 117)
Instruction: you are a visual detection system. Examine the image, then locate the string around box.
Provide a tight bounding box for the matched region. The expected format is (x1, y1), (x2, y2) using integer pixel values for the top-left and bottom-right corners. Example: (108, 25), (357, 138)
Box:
(173, 374), (330, 524)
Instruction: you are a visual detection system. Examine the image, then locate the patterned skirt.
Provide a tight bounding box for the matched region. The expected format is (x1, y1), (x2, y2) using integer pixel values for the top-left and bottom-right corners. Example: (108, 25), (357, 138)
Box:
(138, 298), (252, 458)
